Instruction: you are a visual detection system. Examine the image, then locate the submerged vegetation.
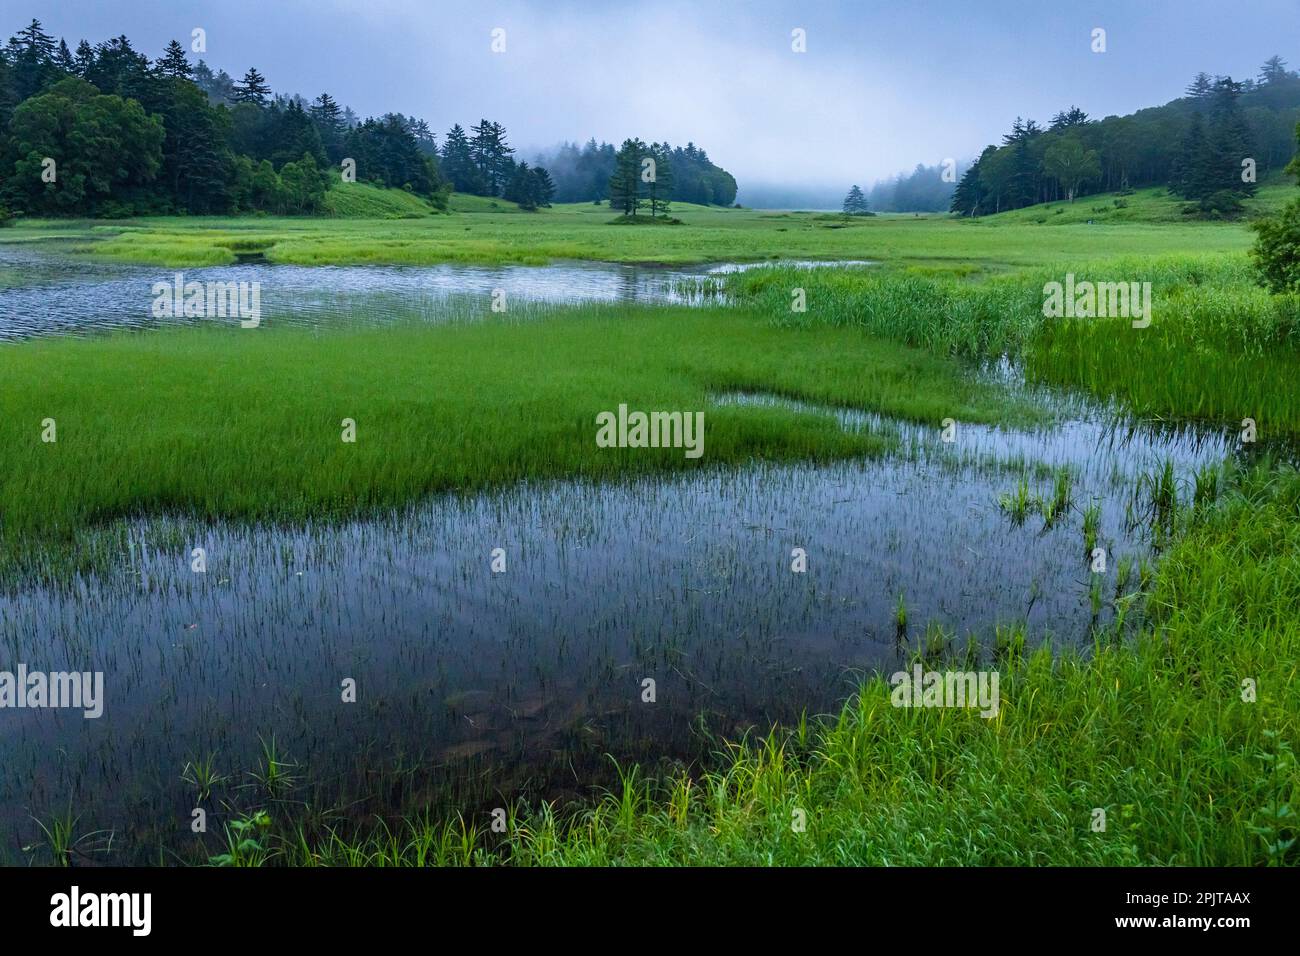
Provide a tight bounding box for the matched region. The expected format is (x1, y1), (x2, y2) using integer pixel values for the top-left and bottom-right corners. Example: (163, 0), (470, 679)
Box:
(76, 462), (1289, 868)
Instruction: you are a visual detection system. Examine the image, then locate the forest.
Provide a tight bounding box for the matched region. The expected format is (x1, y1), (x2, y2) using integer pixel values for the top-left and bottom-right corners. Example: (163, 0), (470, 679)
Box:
(950, 61), (1300, 217)
(0, 19), (739, 219)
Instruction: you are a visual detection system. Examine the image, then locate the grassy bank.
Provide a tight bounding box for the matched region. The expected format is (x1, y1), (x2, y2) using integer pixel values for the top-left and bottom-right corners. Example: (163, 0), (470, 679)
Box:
(0, 302), (1029, 568)
(728, 254), (1300, 434)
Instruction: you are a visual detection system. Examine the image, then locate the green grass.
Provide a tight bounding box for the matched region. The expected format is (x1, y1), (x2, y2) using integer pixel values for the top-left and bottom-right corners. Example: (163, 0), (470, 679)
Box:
(0, 184), (1265, 269)
(0, 302), (1029, 566)
(980, 178), (1295, 226)
(446, 192), (525, 213)
(726, 254), (1300, 433)
(320, 181), (444, 218)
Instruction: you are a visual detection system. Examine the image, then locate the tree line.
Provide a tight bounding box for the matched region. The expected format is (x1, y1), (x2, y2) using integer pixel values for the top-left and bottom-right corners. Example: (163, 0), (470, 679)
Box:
(0, 20), (454, 218)
(951, 57), (1300, 217)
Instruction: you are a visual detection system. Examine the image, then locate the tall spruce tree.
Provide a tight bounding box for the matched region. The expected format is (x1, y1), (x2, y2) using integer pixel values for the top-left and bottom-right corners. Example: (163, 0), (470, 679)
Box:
(440, 123), (482, 193)
(608, 138), (648, 215)
(842, 184), (869, 215)
(157, 40), (192, 78)
(646, 143), (674, 218)
(233, 67), (270, 106)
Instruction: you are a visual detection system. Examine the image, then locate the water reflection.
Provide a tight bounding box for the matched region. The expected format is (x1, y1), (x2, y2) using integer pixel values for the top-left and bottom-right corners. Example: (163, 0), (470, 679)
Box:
(0, 242), (875, 339)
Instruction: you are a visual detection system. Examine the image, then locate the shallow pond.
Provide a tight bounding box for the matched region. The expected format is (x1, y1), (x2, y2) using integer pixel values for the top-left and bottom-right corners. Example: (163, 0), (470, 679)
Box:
(0, 241), (872, 338)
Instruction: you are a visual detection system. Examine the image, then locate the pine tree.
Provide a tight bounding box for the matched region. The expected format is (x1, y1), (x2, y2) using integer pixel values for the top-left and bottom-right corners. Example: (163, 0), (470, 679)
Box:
(608, 139), (648, 216)
(645, 143), (674, 218)
(55, 39), (75, 74)
(1258, 56), (1290, 86)
(1049, 106), (1089, 131)
(505, 160), (539, 209)
(950, 158), (986, 217)
(7, 18), (57, 99)
(1185, 72), (1214, 98)
(469, 119), (514, 195)
(1170, 111), (1210, 198)
(158, 40), (192, 78)
(440, 123), (482, 193)
(531, 166), (556, 207)
(73, 40), (94, 76)
(233, 67), (270, 106)
(309, 92), (344, 161)
(842, 184), (869, 215)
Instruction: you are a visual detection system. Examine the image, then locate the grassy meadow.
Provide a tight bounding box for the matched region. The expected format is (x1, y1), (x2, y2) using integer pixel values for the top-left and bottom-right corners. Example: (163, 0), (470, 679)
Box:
(3, 179), (1293, 270)
(3, 180), (1299, 867)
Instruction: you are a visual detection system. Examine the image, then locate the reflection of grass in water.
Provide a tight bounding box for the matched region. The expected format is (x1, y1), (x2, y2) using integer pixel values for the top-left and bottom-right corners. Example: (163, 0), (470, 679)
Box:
(0, 302), (1031, 578)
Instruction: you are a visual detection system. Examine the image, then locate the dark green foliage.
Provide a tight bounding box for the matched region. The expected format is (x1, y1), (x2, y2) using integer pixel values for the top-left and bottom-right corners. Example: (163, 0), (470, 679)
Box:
(469, 118), (514, 195)
(1251, 122), (1300, 292)
(3, 77), (164, 215)
(0, 20), (452, 216)
(951, 60), (1300, 217)
(342, 114), (447, 203)
(232, 67), (270, 106)
(608, 138), (648, 216)
(157, 40), (191, 79)
(156, 77), (233, 213)
(503, 162), (556, 210)
(309, 92), (344, 162)
(440, 123), (485, 194)
(1170, 79), (1259, 215)
(645, 143), (673, 218)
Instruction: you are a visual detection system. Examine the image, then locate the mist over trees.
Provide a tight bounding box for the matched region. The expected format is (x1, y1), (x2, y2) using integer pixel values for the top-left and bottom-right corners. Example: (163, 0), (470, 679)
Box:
(532, 138), (737, 206)
(865, 163), (959, 212)
(0, 19), (448, 217)
(950, 59), (1300, 217)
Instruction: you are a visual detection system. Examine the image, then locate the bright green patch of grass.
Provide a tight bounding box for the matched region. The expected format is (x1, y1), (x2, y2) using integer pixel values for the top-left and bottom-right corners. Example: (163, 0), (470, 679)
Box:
(729, 254), (1300, 433)
(981, 179), (1295, 227)
(0, 303), (1028, 563)
(320, 182), (443, 218)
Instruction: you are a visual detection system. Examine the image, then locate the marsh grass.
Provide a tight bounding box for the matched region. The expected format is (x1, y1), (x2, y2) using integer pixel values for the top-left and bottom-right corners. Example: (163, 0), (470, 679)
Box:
(727, 253), (1300, 435)
(216, 464), (1300, 866)
(0, 302), (1030, 576)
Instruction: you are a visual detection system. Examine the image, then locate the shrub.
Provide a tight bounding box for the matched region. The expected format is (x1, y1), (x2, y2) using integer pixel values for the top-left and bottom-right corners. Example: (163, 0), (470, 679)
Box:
(1251, 197), (1300, 293)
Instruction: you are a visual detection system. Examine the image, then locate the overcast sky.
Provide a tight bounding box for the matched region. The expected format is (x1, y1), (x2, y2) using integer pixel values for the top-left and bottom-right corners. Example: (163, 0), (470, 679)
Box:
(16, 0), (1299, 198)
